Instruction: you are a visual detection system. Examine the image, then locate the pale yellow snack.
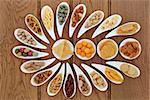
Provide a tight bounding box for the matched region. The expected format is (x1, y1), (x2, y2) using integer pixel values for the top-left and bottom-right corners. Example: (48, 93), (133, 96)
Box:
(61, 41), (73, 58)
(53, 40), (73, 60)
(101, 16), (119, 30)
(90, 71), (106, 88)
(43, 8), (53, 30)
(117, 23), (138, 34)
(120, 64), (129, 72)
(120, 64), (138, 78)
(100, 41), (117, 59)
(53, 42), (65, 58)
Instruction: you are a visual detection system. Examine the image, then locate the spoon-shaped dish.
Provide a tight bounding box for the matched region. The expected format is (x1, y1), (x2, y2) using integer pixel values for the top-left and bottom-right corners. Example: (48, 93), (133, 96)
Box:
(12, 45), (49, 59)
(73, 63), (92, 96)
(81, 63), (108, 91)
(77, 10), (104, 38)
(63, 63), (76, 98)
(97, 39), (118, 60)
(92, 14), (122, 38)
(30, 62), (61, 86)
(14, 28), (47, 49)
(41, 5), (56, 40)
(47, 63), (65, 96)
(106, 61), (140, 78)
(69, 4), (87, 37)
(119, 38), (142, 60)
(105, 22), (141, 38)
(25, 14), (50, 44)
(20, 58), (56, 73)
(91, 63), (124, 84)
(56, 2), (70, 37)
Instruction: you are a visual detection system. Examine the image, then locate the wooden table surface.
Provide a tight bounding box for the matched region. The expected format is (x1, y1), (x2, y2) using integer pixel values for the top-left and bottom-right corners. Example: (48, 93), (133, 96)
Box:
(0, 0), (149, 100)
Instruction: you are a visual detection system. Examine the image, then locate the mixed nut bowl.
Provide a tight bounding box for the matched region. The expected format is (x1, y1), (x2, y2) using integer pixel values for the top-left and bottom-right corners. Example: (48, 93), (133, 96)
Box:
(12, 2), (142, 98)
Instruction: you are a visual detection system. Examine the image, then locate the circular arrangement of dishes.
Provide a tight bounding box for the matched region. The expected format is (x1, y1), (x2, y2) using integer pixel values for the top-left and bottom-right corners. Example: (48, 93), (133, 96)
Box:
(12, 2), (142, 98)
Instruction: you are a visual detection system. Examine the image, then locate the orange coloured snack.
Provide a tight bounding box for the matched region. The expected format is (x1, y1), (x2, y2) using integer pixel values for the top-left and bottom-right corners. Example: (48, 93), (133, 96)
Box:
(76, 41), (95, 58)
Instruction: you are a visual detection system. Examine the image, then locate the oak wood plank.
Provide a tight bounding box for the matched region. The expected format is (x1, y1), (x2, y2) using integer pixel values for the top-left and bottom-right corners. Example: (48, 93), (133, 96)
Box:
(110, 0), (150, 100)
(0, 0), (38, 100)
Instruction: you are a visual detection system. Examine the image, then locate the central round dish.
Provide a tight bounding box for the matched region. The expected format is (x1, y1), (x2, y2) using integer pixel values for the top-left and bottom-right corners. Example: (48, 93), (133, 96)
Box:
(52, 39), (74, 61)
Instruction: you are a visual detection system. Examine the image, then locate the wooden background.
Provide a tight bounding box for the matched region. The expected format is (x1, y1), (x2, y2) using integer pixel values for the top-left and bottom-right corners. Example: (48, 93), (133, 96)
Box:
(0, 0), (149, 100)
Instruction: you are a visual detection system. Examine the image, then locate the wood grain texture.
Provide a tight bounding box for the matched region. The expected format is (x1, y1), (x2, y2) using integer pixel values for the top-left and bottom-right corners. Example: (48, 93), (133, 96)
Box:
(0, 0), (38, 100)
(0, 0), (149, 100)
(110, 0), (150, 100)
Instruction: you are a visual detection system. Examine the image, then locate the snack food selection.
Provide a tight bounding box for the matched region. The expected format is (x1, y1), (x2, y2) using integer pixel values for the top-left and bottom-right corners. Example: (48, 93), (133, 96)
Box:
(13, 2), (142, 98)
(77, 11), (104, 38)
(75, 39), (96, 60)
(57, 4), (69, 25)
(65, 74), (75, 98)
(23, 61), (45, 71)
(85, 11), (103, 28)
(15, 47), (38, 57)
(14, 28), (46, 49)
(34, 70), (52, 84)
(97, 39), (118, 60)
(73, 63), (92, 96)
(106, 61), (140, 78)
(120, 42), (139, 58)
(42, 6), (53, 30)
(120, 63), (139, 78)
(117, 22), (140, 34)
(82, 63), (108, 91)
(119, 38), (141, 60)
(72, 5), (85, 27)
(101, 15), (120, 30)
(105, 68), (123, 83)
(105, 22), (141, 38)
(90, 71), (106, 89)
(49, 74), (62, 94)
(92, 14), (122, 38)
(79, 75), (90, 95)
(25, 15), (42, 35)
(12, 46), (49, 59)
(21, 58), (56, 73)
(52, 39), (74, 60)
(16, 29), (37, 46)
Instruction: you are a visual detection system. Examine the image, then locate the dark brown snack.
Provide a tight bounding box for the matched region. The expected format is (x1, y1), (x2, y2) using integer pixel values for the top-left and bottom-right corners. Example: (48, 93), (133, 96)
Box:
(65, 74), (74, 97)
(120, 41), (140, 58)
(34, 70), (52, 84)
(72, 6), (84, 27)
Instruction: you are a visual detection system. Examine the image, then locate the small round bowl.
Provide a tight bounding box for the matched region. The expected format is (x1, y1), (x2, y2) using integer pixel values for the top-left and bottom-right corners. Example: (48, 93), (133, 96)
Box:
(119, 38), (142, 60)
(75, 39), (96, 60)
(97, 39), (118, 60)
(52, 39), (74, 61)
